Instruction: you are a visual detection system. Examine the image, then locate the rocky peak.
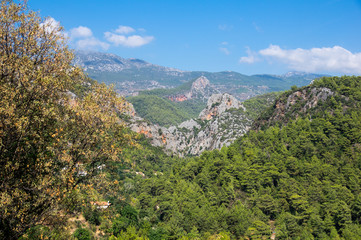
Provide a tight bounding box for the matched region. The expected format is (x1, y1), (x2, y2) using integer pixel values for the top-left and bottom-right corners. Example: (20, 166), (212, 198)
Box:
(199, 93), (245, 120)
(166, 76), (217, 103)
(191, 76), (210, 91)
(189, 76), (219, 102)
(128, 92), (252, 156)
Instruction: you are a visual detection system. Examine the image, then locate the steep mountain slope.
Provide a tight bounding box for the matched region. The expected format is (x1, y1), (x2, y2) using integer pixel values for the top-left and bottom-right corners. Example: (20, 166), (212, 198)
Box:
(128, 92), (279, 156)
(74, 51), (327, 100)
(74, 51), (188, 94)
(126, 95), (194, 127)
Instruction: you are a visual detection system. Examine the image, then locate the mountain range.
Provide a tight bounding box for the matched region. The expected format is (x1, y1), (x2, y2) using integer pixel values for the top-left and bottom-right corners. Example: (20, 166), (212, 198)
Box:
(74, 51), (327, 100)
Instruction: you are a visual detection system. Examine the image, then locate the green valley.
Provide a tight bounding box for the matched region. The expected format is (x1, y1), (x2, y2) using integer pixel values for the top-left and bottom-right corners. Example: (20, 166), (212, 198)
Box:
(127, 94), (201, 127)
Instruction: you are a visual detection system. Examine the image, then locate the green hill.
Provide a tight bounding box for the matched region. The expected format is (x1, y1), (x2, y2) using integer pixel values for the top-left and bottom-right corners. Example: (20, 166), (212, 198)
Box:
(127, 77), (210, 127)
(127, 95), (203, 126)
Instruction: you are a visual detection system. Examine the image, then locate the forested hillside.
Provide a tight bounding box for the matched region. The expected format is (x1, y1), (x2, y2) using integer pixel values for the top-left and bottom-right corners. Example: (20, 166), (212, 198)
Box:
(127, 94), (198, 127)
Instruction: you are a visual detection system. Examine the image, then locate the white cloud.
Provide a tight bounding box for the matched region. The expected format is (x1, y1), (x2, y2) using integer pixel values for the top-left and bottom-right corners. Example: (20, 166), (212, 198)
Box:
(67, 24), (153, 50)
(68, 25), (108, 51)
(75, 37), (110, 50)
(115, 25), (135, 34)
(239, 47), (259, 64)
(104, 32), (154, 47)
(259, 45), (361, 74)
(70, 26), (93, 39)
(220, 47), (230, 55)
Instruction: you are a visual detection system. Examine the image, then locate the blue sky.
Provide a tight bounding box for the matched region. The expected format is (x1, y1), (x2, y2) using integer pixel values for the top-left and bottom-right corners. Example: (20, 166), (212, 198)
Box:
(29, 0), (361, 75)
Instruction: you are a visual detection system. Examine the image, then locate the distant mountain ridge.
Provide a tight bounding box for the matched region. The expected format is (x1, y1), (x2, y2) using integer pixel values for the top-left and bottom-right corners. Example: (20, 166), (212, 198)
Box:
(74, 50), (184, 73)
(74, 51), (328, 100)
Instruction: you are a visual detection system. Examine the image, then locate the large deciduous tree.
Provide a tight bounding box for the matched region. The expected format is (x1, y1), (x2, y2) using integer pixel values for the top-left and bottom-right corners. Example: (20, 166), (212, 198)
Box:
(0, 1), (132, 239)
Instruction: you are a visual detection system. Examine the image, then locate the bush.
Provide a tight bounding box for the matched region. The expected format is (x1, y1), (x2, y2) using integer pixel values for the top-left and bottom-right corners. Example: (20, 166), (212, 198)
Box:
(73, 228), (93, 240)
(83, 207), (101, 226)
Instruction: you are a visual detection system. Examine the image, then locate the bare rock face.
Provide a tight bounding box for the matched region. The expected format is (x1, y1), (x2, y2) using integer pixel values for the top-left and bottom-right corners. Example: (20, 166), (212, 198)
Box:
(121, 101), (136, 117)
(179, 119), (201, 130)
(189, 76), (218, 101)
(199, 93), (246, 120)
(272, 87), (334, 122)
(165, 76), (218, 103)
(254, 87), (335, 130)
(191, 76), (210, 91)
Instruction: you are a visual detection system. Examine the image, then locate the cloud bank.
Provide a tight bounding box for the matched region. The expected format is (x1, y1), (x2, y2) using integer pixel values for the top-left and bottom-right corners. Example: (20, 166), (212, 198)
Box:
(219, 47), (230, 55)
(115, 25), (135, 34)
(70, 26), (93, 39)
(104, 32), (154, 48)
(75, 38), (110, 51)
(66, 24), (154, 50)
(240, 45), (361, 74)
(68, 25), (109, 50)
(218, 24), (233, 31)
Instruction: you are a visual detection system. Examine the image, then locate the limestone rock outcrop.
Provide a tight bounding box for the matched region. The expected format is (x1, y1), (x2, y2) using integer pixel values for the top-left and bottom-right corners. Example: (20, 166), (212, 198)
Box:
(199, 93), (246, 120)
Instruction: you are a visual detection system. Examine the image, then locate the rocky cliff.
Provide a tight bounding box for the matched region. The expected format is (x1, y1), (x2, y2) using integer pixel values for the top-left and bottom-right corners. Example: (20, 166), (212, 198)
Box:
(188, 76), (216, 101)
(166, 76), (219, 103)
(253, 86), (335, 130)
(199, 93), (245, 120)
